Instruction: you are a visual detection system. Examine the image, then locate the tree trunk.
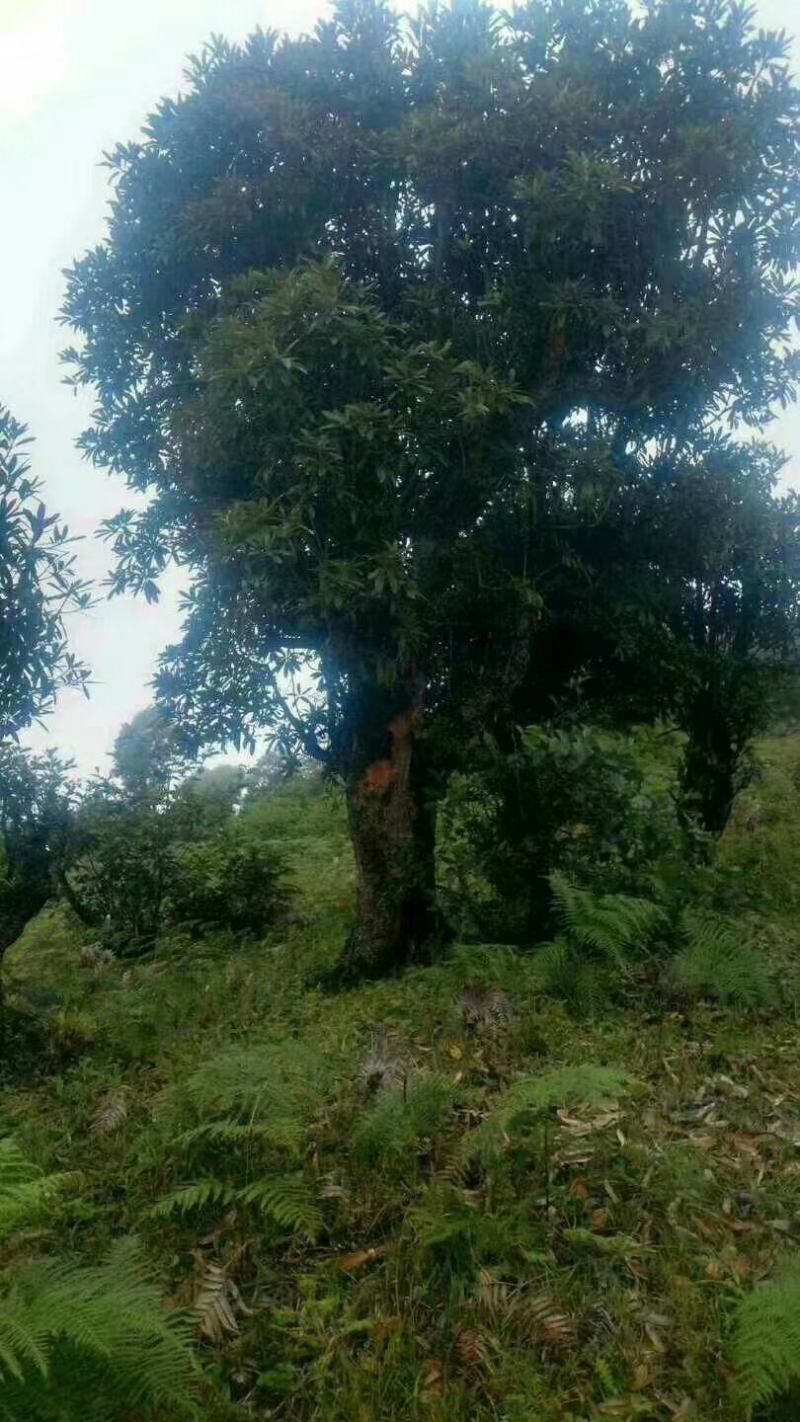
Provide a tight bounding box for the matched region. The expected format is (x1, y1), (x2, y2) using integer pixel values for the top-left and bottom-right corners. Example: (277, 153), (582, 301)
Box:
(56, 867), (99, 928)
(680, 685), (749, 837)
(342, 704), (441, 977)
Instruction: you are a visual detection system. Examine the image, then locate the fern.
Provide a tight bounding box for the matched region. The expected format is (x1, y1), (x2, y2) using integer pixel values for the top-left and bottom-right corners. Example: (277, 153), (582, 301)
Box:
(464, 1064), (637, 1161)
(443, 943), (526, 990)
(179, 1038), (328, 1122)
(152, 1173), (322, 1239)
(0, 1138), (78, 1242)
(353, 1074), (456, 1164)
(166, 1038), (333, 1165)
(550, 871), (664, 965)
(733, 1266), (800, 1416)
(533, 875), (665, 1014)
(672, 911), (774, 1010)
(0, 1238), (197, 1420)
(238, 1176), (323, 1240)
(533, 937), (606, 1016)
(150, 1178), (235, 1218)
(176, 1116), (304, 1153)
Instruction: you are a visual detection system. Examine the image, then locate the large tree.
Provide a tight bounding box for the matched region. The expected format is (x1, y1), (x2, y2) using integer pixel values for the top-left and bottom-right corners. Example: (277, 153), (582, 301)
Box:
(0, 408), (89, 741)
(62, 0), (799, 972)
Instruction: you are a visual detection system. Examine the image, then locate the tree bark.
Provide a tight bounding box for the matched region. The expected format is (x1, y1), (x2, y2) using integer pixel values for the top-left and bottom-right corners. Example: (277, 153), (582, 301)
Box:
(56, 867), (98, 928)
(342, 703), (441, 977)
(680, 686), (747, 837)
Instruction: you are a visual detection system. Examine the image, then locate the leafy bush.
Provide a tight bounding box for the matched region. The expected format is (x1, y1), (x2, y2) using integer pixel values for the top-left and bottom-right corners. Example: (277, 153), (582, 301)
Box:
(66, 786), (171, 952)
(438, 727), (685, 942)
(168, 827), (287, 935)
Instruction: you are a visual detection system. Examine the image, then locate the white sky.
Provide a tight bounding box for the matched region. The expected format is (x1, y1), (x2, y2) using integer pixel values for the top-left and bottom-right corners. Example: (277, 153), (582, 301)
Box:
(1, 0), (799, 775)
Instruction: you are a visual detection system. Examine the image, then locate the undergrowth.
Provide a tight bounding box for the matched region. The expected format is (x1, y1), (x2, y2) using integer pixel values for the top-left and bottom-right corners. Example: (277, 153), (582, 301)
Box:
(2, 734), (800, 1419)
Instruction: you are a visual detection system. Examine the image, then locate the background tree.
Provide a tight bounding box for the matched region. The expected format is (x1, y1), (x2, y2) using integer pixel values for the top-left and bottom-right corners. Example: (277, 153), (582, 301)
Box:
(0, 747), (76, 954)
(62, 0), (800, 973)
(0, 407), (89, 740)
(502, 435), (800, 835)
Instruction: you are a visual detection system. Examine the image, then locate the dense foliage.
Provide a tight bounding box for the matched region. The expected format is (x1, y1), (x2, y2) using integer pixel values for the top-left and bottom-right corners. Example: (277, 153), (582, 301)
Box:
(0, 408), (89, 741)
(61, 0), (800, 969)
(0, 748), (75, 954)
(59, 710), (287, 953)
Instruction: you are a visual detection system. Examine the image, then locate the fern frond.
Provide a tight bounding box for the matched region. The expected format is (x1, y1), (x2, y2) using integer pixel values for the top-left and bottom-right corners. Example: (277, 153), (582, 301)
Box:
(533, 936), (573, 991)
(180, 1039), (327, 1120)
(0, 1239), (197, 1413)
(238, 1176), (322, 1240)
(672, 911), (774, 1010)
(550, 872), (663, 965)
(733, 1267), (800, 1416)
(192, 1257), (240, 1341)
(0, 1138), (79, 1241)
(176, 1116), (303, 1152)
(91, 1089), (129, 1135)
(150, 1178), (234, 1218)
(533, 940), (609, 1017)
(444, 943), (523, 990)
(353, 1074), (455, 1165)
(0, 1303), (50, 1380)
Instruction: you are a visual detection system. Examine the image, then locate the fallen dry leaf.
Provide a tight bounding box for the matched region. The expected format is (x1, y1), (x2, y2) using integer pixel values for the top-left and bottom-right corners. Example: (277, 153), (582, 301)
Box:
(630, 1363), (652, 1391)
(589, 1207), (612, 1231)
(337, 1244), (389, 1274)
(420, 1358), (445, 1398)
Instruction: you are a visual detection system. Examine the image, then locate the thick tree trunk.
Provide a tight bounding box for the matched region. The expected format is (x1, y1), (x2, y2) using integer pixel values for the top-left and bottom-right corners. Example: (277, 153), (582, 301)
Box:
(681, 687), (747, 837)
(342, 705), (441, 977)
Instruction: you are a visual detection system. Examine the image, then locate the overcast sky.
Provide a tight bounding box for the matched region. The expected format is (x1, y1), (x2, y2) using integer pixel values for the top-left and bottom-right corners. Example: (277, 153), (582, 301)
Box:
(1, 0), (799, 775)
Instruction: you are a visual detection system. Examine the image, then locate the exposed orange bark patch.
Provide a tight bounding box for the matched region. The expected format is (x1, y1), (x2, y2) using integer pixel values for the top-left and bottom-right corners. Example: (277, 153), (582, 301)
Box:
(358, 759), (397, 798)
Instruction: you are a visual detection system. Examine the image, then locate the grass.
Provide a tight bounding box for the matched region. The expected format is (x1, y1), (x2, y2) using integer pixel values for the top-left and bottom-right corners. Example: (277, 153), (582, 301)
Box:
(2, 739), (800, 1419)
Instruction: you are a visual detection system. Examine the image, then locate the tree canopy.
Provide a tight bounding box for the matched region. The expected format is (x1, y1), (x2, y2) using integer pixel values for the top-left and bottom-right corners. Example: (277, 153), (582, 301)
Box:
(0, 408), (90, 741)
(61, 0), (800, 971)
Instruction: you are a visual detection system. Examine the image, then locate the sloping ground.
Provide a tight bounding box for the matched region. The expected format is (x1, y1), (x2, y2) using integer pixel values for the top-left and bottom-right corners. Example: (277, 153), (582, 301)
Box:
(2, 740), (800, 1420)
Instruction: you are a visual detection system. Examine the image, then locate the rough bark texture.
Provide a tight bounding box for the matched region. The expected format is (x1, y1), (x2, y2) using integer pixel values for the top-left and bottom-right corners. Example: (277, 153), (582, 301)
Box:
(343, 705), (440, 977)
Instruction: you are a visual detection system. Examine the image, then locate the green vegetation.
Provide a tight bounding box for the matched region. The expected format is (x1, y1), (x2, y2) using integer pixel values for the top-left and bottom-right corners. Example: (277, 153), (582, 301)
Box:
(1, 730), (800, 1419)
(61, 0), (800, 973)
(1, 0), (800, 1417)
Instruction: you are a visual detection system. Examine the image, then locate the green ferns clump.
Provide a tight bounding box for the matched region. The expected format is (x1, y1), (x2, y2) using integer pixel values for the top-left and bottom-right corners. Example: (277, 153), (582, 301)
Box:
(353, 1074), (457, 1165)
(0, 1138), (77, 1241)
(150, 1039), (335, 1241)
(671, 911), (774, 1010)
(534, 872), (665, 1012)
(464, 1064), (637, 1162)
(0, 1141), (196, 1422)
(152, 1173), (322, 1241)
(733, 1266), (800, 1416)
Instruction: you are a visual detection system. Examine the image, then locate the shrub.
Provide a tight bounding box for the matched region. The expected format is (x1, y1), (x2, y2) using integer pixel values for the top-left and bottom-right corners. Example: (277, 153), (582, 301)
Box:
(168, 827), (287, 934)
(438, 727), (685, 942)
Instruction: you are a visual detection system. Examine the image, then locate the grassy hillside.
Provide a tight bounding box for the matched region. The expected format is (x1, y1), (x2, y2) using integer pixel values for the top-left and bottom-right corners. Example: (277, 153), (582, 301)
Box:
(3, 738), (800, 1419)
